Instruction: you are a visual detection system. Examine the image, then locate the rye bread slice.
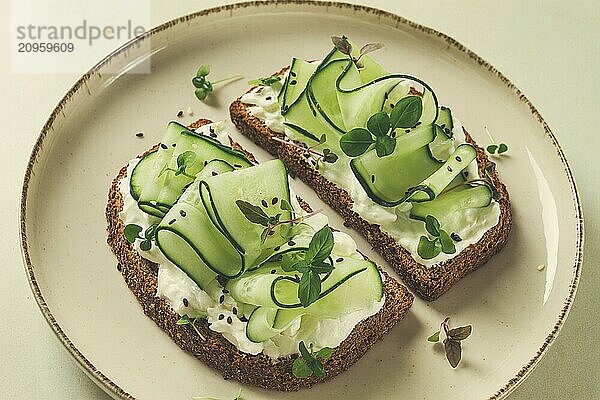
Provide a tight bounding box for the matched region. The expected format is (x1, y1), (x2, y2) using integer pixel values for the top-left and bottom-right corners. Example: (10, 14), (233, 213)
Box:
(106, 119), (414, 391)
(229, 88), (512, 301)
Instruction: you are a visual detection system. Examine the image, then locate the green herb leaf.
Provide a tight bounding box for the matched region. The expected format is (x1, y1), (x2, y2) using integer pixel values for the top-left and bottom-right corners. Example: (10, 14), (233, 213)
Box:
(280, 198), (294, 212)
(427, 330), (440, 343)
(498, 143), (509, 154)
(124, 224), (142, 243)
(177, 315), (191, 325)
(310, 260), (334, 274)
(299, 341), (312, 360)
(284, 259), (311, 273)
(319, 134), (327, 144)
(339, 128), (374, 157)
(486, 144), (498, 154)
(145, 224), (157, 240)
(248, 75), (281, 87)
(196, 64), (211, 77)
(375, 135), (396, 157)
(359, 42), (385, 57)
(260, 228), (269, 244)
(390, 96), (423, 129)
(331, 35), (352, 55)
(139, 240), (152, 251)
(236, 200), (270, 226)
(367, 112), (390, 137)
(447, 325), (472, 341)
(417, 236), (442, 260)
(322, 151), (339, 163)
(439, 230), (456, 254)
(195, 88), (209, 101)
(310, 358), (326, 379)
(298, 270), (321, 307)
(425, 215), (441, 237)
(292, 357), (313, 378)
(177, 151), (197, 170)
(444, 339), (462, 368)
(316, 347), (332, 360)
(305, 226), (334, 262)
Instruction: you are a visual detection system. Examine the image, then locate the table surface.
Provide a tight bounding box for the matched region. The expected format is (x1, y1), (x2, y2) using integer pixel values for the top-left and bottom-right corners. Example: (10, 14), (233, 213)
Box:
(1, 1), (598, 399)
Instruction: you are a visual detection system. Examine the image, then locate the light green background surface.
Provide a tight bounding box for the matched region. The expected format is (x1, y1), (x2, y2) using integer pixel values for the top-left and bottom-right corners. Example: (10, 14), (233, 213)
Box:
(1, 1), (597, 398)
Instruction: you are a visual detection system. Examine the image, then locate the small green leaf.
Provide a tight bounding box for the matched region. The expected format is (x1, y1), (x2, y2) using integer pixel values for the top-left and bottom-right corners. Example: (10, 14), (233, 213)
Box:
(367, 112), (390, 137)
(331, 35), (352, 55)
(260, 228), (269, 244)
(322, 151), (339, 163)
(310, 358), (326, 379)
(292, 357), (313, 378)
(280, 198), (294, 212)
(339, 128), (374, 157)
(196, 64), (210, 77)
(298, 341), (312, 360)
(177, 151), (197, 170)
(417, 236), (442, 260)
(139, 240), (152, 251)
(144, 224), (157, 240)
(319, 134), (327, 144)
(195, 88), (209, 101)
(444, 339), (462, 368)
(284, 259), (311, 273)
(486, 144), (498, 154)
(305, 226), (334, 262)
(298, 270), (321, 307)
(498, 143), (509, 154)
(390, 96), (423, 129)
(359, 42), (385, 57)
(316, 347), (332, 360)
(447, 325), (472, 341)
(427, 330), (440, 343)
(248, 75), (280, 86)
(177, 315), (191, 325)
(310, 260), (334, 274)
(124, 224), (142, 243)
(425, 215), (441, 237)
(235, 200), (270, 226)
(375, 135), (396, 157)
(439, 230), (456, 254)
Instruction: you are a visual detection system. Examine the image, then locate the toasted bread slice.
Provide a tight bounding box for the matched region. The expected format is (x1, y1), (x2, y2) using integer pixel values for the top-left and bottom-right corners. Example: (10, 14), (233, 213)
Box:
(230, 86), (512, 301)
(106, 119), (414, 391)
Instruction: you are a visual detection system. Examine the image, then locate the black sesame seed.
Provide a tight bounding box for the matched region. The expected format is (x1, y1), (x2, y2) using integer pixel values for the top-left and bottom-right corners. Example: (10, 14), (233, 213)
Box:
(451, 233), (462, 242)
(240, 316), (248, 322)
(271, 269), (276, 274)
(371, 175), (375, 183)
(227, 316), (233, 324)
(463, 171), (469, 177)
(441, 124), (446, 129)
(211, 171), (218, 176)
(288, 240), (296, 246)
(222, 289), (229, 294)
(204, 160), (208, 166)
(179, 210), (187, 217)
(135, 132), (144, 137)
(441, 106), (447, 110)
(416, 122), (422, 126)
(261, 199), (268, 207)
(168, 219), (176, 225)
(183, 298), (189, 307)
(405, 129), (410, 133)
(336, 257), (344, 263)
(390, 103), (395, 109)
(172, 143), (177, 148)
(160, 143), (168, 149)
(219, 295), (225, 304)
(447, 166), (453, 172)
(290, 79), (298, 85)
(391, 132), (396, 138)
(232, 307), (238, 315)
(218, 314), (224, 320)
(455, 156), (462, 162)
(234, 164), (243, 168)
(116, 263), (122, 272)
(291, 71), (297, 77)
(274, 246), (281, 251)
(272, 197), (278, 205)
(177, 110), (184, 117)
(210, 133), (217, 138)
(266, 96), (272, 101)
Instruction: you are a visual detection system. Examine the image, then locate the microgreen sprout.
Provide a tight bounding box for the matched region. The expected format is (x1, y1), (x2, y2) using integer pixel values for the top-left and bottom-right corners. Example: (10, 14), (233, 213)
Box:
(124, 223), (157, 251)
(192, 64), (243, 101)
(271, 135), (338, 167)
(331, 35), (385, 69)
(292, 341), (332, 378)
(158, 150), (197, 179)
(177, 314), (206, 340)
(248, 75), (281, 87)
(416, 215), (458, 260)
(484, 126), (509, 156)
(428, 317), (472, 368)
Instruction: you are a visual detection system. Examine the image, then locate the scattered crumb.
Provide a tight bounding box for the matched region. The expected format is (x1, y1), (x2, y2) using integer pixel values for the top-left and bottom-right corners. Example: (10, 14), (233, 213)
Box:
(177, 110), (184, 118)
(187, 106), (194, 116)
(135, 132), (144, 138)
(537, 264), (546, 271)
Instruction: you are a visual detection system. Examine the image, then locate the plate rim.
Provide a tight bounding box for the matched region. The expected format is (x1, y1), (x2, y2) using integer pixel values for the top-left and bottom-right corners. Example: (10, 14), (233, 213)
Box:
(18, 1), (584, 399)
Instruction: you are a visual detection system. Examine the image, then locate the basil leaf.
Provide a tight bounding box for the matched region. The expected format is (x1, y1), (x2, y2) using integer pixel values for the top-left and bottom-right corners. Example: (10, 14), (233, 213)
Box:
(305, 226), (334, 262)
(447, 325), (472, 341)
(331, 36), (352, 55)
(235, 200), (270, 226)
(444, 339), (462, 368)
(339, 128), (374, 157)
(375, 135), (396, 157)
(439, 230), (456, 254)
(367, 112), (390, 137)
(316, 347), (332, 360)
(417, 236), (442, 260)
(425, 215), (440, 237)
(292, 358), (313, 378)
(427, 331), (440, 343)
(298, 270), (321, 307)
(177, 151), (197, 170)
(123, 224), (142, 243)
(390, 96), (423, 129)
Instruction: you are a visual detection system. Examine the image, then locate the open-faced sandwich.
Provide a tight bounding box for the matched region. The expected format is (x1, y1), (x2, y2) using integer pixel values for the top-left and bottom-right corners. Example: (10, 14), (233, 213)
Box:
(106, 119), (413, 390)
(230, 36), (512, 300)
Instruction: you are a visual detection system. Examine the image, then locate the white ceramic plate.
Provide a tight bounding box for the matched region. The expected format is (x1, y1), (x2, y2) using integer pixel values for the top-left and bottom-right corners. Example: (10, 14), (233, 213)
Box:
(20, 2), (583, 400)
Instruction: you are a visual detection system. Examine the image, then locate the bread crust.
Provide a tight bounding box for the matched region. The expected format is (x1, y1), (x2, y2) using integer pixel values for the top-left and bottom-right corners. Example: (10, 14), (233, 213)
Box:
(229, 94), (512, 301)
(105, 119), (414, 391)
